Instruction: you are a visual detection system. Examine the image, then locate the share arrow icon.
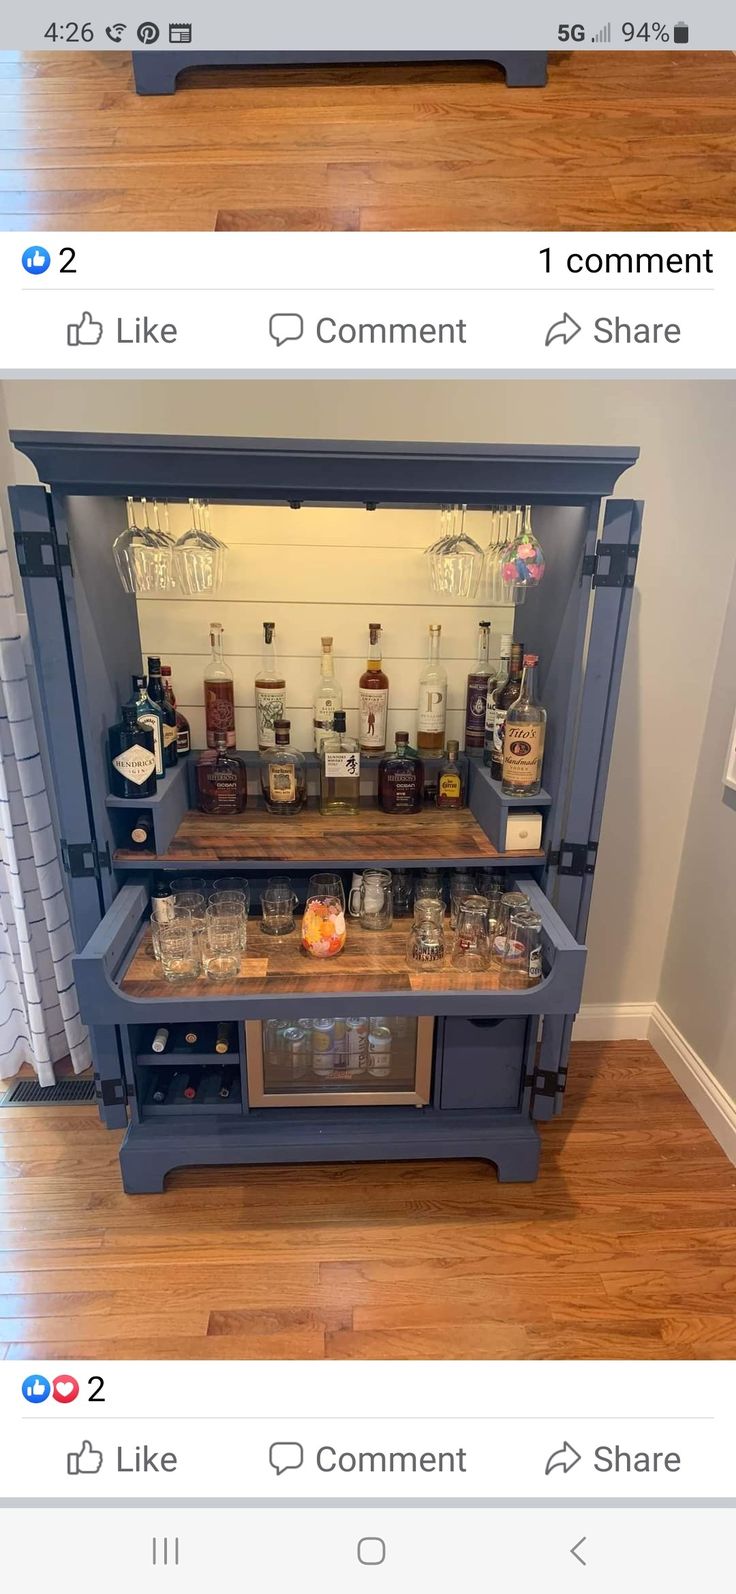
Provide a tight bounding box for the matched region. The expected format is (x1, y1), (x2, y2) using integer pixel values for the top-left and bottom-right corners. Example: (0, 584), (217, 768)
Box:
(545, 312), (582, 347)
(545, 1440), (582, 1475)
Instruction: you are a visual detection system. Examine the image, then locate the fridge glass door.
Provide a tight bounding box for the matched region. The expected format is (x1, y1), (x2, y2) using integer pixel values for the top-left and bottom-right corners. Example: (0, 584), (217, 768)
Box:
(245, 1016), (434, 1107)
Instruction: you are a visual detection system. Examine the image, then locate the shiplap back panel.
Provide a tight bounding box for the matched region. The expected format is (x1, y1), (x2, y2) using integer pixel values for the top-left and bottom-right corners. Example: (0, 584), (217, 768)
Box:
(136, 505), (516, 752)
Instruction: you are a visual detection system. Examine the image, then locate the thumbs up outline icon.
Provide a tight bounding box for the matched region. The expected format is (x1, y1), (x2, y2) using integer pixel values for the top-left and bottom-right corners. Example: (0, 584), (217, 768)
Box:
(67, 311), (103, 347)
(67, 1439), (104, 1475)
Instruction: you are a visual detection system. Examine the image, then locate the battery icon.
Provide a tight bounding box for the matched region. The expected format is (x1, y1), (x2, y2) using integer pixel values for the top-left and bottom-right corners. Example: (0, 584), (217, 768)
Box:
(673, 22), (689, 42)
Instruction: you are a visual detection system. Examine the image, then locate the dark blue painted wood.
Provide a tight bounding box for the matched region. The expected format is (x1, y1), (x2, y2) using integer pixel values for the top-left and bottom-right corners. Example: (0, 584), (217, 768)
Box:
(531, 1011), (575, 1120)
(131, 50), (549, 96)
(438, 1017), (527, 1111)
(468, 760), (551, 852)
(543, 501), (600, 881)
(88, 1024), (128, 1129)
(118, 1107), (541, 1193)
(10, 433), (640, 505)
(107, 755), (190, 856)
(8, 487), (106, 946)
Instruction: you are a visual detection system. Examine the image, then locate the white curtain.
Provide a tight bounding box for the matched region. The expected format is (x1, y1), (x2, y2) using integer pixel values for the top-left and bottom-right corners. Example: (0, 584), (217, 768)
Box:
(0, 532), (91, 1086)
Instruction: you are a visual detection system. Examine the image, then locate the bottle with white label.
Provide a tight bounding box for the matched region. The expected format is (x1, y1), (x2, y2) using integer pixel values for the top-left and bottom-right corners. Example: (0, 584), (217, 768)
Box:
(313, 635), (343, 753)
(255, 621), (286, 750)
(416, 624), (447, 752)
(320, 710), (361, 815)
(502, 653), (546, 795)
(108, 703), (158, 797)
(127, 675), (164, 779)
(483, 633), (512, 768)
(359, 623), (389, 754)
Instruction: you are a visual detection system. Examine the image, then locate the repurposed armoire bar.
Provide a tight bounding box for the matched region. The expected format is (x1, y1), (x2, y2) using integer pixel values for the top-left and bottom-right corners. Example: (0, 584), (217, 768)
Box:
(9, 432), (641, 1193)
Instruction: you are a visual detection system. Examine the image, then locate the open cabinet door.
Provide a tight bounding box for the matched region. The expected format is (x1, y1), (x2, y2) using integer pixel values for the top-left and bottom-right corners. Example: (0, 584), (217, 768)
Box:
(9, 484), (134, 1128)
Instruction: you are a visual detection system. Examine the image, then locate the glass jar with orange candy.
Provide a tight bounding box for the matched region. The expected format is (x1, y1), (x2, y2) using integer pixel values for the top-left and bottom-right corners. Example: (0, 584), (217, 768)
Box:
(301, 895), (347, 959)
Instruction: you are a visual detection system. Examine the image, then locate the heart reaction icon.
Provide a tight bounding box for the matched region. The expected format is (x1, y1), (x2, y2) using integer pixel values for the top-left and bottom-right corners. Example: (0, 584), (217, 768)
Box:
(52, 1375), (80, 1404)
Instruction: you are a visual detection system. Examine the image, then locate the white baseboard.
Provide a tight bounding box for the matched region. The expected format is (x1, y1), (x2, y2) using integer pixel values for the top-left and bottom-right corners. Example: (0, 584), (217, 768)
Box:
(573, 1002), (654, 1042)
(648, 1003), (736, 1167)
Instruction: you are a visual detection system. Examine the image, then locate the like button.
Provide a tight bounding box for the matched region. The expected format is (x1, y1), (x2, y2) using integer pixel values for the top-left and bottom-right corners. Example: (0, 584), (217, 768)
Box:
(67, 1439), (103, 1476)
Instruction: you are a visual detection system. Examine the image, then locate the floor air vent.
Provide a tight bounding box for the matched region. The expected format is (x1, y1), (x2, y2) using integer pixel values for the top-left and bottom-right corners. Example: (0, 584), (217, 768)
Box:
(0, 1078), (97, 1106)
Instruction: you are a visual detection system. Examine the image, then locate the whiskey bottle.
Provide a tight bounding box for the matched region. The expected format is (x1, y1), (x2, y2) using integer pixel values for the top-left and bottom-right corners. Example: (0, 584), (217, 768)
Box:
(502, 654), (547, 795)
(483, 633), (512, 767)
(127, 675), (164, 779)
(437, 740), (465, 809)
(490, 641), (524, 782)
(255, 621), (286, 750)
(161, 665), (191, 756)
(359, 623), (389, 755)
(204, 622), (236, 750)
(313, 635), (343, 753)
(108, 704), (157, 798)
(260, 720), (307, 815)
(464, 620), (495, 751)
(416, 624), (447, 753)
(378, 731), (424, 814)
(320, 709), (361, 815)
(147, 656), (178, 768)
(196, 733), (247, 815)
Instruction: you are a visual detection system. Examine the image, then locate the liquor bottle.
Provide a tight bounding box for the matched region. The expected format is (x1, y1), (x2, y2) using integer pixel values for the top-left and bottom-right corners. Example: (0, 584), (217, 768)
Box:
(464, 620), (495, 751)
(215, 1022), (232, 1055)
(128, 814), (154, 851)
(151, 1027), (169, 1054)
(490, 641), (524, 782)
(255, 621), (286, 750)
(108, 704), (157, 798)
(483, 633), (512, 767)
(359, 623), (389, 755)
(502, 654), (547, 796)
(147, 656), (178, 768)
(416, 624), (447, 753)
(260, 720), (307, 815)
(378, 731), (424, 814)
(196, 733), (248, 815)
(127, 674), (164, 778)
(204, 622), (236, 750)
(151, 1071), (168, 1105)
(437, 740), (465, 809)
(320, 709), (361, 816)
(313, 635), (343, 753)
(161, 665), (191, 756)
(151, 878), (175, 925)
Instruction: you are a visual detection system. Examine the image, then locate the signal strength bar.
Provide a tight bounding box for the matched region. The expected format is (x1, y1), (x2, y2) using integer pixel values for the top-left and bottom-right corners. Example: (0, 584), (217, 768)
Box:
(592, 22), (612, 42)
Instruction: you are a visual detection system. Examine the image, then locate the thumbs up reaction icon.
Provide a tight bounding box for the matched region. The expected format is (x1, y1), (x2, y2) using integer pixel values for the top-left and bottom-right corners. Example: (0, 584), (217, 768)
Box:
(67, 1439), (104, 1475)
(67, 311), (103, 347)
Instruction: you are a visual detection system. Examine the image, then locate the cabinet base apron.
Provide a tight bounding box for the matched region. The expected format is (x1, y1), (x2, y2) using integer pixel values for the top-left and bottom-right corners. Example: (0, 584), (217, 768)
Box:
(131, 51), (550, 95)
(118, 1109), (541, 1195)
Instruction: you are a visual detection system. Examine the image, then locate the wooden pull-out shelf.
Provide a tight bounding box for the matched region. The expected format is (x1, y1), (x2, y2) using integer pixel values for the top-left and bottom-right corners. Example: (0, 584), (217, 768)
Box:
(122, 922), (513, 998)
(113, 801), (544, 869)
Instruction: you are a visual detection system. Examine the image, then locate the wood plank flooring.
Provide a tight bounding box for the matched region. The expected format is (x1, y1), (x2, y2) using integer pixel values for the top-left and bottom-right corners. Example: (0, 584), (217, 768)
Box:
(1, 1040), (735, 1359)
(1, 51), (735, 229)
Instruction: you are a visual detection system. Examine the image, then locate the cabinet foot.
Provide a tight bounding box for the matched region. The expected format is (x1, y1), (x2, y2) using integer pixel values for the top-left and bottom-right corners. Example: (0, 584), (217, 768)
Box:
(131, 51), (549, 96)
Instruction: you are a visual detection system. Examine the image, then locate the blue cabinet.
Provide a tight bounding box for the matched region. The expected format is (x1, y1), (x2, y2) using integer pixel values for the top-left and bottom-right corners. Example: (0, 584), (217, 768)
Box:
(8, 431), (641, 1192)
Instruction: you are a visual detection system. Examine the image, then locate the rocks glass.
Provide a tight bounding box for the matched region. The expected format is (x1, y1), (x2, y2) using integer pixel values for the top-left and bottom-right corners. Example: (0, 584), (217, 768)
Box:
(451, 895), (492, 973)
(158, 917), (197, 982)
(204, 902), (242, 980)
(498, 909), (544, 989)
(260, 879), (298, 936)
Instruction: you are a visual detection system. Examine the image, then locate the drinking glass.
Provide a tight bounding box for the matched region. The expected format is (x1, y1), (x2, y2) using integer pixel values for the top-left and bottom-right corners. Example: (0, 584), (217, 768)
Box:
(175, 890), (206, 915)
(260, 882), (298, 936)
(451, 895), (492, 973)
(414, 870), (444, 911)
(173, 876), (207, 898)
(308, 873), (346, 912)
(207, 893), (247, 949)
(359, 870), (393, 931)
(498, 909), (544, 989)
(414, 898), (444, 925)
(210, 876), (251, 914)
(204, 908), (242, 979)
(173, 498), (227, 595)
(406, 917), (446, 969)
(301, 894), (347, 958)
(449, 870), (478, 929)
(151, 902), (191, 961)
(158, 918), (197, 982)
(491, 890), (531, 965)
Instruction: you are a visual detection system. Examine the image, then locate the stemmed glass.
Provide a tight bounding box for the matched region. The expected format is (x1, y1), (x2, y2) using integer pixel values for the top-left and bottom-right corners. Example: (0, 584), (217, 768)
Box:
(500, 504), (546, 601)
(173, 498), (227, 595)
(426, 504), (484, 599)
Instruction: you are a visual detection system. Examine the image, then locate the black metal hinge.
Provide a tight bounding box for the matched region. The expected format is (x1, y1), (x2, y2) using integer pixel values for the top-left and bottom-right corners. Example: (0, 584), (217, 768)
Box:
(96, 1078), (127, 1107)
(548, 840), (598, 877)
(61, 840), (112, 879)
(582, 541), (639, 588)
(14, 529), (72, 580)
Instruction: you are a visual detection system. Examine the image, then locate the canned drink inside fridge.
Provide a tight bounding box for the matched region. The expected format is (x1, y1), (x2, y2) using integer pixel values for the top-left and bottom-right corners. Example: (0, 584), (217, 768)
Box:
(283, 1025), (310, 1080)
(368, 1025), (392, 1078)
(311, 1019), (335, 1052)
(346, 1017), (369, 1075)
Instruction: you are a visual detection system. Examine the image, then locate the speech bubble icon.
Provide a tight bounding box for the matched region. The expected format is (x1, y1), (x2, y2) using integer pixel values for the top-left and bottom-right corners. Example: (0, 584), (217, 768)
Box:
(269, 1441), (304, 1476)
(269, 313), (304, 348)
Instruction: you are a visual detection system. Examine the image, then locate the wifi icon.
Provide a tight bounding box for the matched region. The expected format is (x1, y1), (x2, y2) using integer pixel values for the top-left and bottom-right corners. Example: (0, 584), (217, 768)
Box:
(592, 22), (612, 42)
(105, 22), (127, 42)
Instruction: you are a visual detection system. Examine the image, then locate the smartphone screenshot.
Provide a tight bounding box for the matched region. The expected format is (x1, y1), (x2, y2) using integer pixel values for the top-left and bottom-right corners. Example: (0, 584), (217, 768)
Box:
(0, 3), (735, 1586)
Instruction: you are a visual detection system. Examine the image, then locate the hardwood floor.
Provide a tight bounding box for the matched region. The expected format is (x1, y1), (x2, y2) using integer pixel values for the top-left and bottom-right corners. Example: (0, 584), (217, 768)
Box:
(1, 1040), (735, 1359)
(1, 51), (735, 229)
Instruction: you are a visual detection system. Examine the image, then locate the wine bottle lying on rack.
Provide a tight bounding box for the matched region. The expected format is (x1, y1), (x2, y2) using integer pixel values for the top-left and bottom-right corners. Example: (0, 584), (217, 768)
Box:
(218, 1066), (238, 1100)
(151, 1071), (168, 1105)
(215, 1022), (234, 1055)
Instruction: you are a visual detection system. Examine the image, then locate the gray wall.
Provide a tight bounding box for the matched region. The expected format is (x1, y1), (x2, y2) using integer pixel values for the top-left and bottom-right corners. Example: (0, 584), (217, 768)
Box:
(658, 559), (736, 1095)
